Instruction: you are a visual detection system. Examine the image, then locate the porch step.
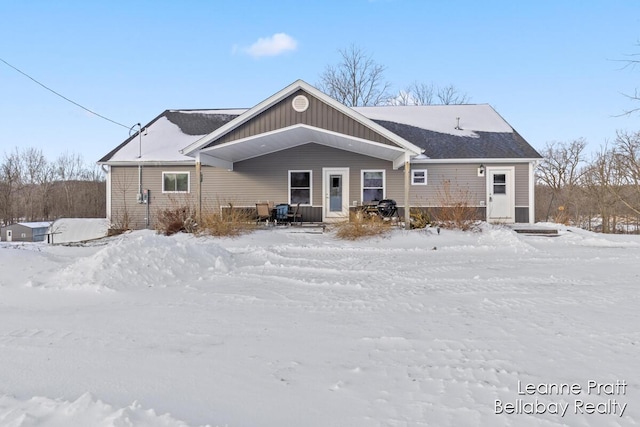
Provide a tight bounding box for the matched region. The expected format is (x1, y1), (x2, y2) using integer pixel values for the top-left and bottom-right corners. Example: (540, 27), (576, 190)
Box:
(509, 225), (559, 236)
(287, 223), (326, 234)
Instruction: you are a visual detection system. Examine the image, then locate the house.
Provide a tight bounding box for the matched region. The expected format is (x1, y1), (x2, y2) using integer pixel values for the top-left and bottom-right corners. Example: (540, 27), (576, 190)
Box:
(98, 80), (542, 229)
(0, 222), (51, 242)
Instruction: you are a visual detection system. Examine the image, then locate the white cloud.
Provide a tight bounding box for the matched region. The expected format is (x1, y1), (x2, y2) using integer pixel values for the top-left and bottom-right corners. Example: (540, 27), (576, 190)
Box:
(243, 33), (298, 58)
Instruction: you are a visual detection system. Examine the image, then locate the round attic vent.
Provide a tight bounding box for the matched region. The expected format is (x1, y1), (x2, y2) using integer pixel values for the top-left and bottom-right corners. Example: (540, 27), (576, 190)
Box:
(292, 95), (309, 112)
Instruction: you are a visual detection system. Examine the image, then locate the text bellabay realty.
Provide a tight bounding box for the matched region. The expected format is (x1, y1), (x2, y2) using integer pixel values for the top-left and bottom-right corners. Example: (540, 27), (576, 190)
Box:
(495, 380), (628, 417)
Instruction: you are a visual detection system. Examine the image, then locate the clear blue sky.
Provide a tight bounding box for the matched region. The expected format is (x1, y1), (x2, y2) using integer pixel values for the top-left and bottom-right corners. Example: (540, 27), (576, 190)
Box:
(1, 0), (639, 164)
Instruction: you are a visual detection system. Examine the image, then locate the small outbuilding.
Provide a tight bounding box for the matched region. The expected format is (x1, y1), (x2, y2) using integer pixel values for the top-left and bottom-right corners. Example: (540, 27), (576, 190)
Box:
(0, 222), (52, 242)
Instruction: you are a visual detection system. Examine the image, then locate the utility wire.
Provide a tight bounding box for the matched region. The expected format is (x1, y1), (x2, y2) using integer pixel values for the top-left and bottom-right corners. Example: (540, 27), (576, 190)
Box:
(0, 57), (130, 129)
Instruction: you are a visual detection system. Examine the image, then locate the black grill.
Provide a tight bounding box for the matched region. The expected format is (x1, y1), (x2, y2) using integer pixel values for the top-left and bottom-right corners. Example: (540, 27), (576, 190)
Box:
(377, 199), (397, 218)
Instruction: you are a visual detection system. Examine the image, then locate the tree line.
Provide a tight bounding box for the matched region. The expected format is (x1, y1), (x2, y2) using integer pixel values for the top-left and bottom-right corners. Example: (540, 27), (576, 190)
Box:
(0, 147), (106, 226)
(536, 131), (640, 233)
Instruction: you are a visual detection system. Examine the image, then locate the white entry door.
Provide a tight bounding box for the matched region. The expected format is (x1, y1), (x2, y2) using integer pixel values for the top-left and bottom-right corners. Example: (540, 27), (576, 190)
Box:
(6, 230), (12, 242)
(486, 167), (515, 223)
(322, 168), (350, 222)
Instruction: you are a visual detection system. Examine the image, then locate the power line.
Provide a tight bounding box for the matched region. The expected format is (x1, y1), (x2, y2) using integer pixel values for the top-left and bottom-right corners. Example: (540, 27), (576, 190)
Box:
(0, 57), (130, 129)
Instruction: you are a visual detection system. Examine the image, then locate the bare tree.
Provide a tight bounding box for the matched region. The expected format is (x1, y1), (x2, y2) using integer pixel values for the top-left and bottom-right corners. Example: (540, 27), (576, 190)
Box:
(391, 81), (469, 106)
(436, 84), (471, 105)
(409, 81), (436, 105)
(19, 147), (48, 221)
(389, 82), (435, 106)
(618, 42), (640, 115)
(55, 151), (86, 217)
(581, 146), (619, 232)
(607, 130), (640, 217)
(318, 44), (392, 107)
(536, 139), (588, 222)
(0, 149), (22, 225)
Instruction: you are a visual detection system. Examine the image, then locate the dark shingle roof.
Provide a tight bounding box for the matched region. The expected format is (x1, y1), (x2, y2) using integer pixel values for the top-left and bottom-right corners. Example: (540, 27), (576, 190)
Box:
(99, 107), (541, 163)
(98, 110), (241, 162)
(372, 120), (542, 159)
(164, 110), (240, 135)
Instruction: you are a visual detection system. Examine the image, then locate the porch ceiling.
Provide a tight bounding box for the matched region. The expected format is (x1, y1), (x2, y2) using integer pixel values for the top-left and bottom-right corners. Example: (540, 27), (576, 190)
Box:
(198, 124), (407, 168)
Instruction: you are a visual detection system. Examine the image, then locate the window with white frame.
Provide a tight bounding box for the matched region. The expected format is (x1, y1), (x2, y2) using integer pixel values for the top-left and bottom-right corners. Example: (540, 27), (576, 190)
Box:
(362, 170), (385, 203)
(162, 172), (190, 193)
(289, 170), (312, 205)
(412, 169), (428, 185)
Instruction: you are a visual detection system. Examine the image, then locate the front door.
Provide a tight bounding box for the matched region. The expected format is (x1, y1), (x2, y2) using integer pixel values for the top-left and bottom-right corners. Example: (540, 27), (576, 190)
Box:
(486, 167), (515, 223)
(323, 168), (349, 222)
(6, 230), (12, 242)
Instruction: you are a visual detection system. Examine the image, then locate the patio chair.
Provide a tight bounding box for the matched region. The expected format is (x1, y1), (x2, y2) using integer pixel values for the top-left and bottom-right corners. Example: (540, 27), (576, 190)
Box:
(255, 202), (272, 224)
(274, 203), (289, 224)
(287, 202), (302, 225)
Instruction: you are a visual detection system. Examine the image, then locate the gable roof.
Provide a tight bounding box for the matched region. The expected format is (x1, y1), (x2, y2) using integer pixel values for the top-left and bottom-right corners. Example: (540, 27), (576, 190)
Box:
(98, 109), (243, 164)
(355, 105), (541, 159)
(180, 79), (423, 159)
(4, 222), (52, 229)
(98, 82), (540, 164)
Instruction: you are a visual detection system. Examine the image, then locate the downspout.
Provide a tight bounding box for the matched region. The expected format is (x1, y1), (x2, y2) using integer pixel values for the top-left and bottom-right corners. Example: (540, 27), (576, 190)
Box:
(195, 153), (202, 224)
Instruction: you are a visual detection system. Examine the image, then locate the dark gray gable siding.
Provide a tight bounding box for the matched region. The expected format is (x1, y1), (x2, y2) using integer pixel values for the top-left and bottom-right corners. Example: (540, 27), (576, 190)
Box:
(204, 89), (399, 149)
(373, 120), (542, 159)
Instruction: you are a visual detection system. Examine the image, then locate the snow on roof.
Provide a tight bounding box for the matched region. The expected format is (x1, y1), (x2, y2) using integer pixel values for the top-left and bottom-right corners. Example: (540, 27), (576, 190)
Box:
(16, 222), (52, 229)
(102, 104), (520, 163)
(179, 109), (247, 115)
(50, 218), (109, 244)
(107, 116), (203, 163)
(353, 104), (513, 137)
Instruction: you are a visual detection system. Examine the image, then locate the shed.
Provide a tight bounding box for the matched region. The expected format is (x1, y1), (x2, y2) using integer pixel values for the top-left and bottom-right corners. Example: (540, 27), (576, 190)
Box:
(1, 222), (52, 242)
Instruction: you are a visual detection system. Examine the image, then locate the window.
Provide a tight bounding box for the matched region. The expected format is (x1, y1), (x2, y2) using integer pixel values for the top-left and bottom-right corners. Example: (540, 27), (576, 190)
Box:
(362, 170), (385, 203)
(289, 170), (312, 205)
(493, 173), (506, 194)
(412, 169), (427, 185)
(162, 172), (190, 193)
(21, 233), (27, 238)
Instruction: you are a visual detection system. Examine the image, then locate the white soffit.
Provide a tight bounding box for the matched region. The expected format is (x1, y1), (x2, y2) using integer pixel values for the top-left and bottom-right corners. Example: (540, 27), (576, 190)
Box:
(199, 125), (405, 164)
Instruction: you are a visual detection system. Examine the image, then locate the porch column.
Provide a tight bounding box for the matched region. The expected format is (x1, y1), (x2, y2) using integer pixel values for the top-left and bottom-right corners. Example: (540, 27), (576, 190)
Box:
(404, 159), (411, 230)
(195, 159), (202, 223)
(529, 160), (537, 224)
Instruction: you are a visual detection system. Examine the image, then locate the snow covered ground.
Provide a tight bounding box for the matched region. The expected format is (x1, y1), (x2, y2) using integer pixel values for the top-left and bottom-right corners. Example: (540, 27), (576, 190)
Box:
(0, 224), (638, 426)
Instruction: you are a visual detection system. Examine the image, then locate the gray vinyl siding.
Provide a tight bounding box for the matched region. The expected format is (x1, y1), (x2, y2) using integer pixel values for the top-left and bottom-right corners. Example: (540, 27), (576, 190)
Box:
(409, 162), (530, 208)
(209, 90), (398, 148)
(108, 147), (533, 228)
(514, 163), (529, 206)
(202, 143), (403, 207)
(515, 207), (529, 223)
(109, 165), (196, 230)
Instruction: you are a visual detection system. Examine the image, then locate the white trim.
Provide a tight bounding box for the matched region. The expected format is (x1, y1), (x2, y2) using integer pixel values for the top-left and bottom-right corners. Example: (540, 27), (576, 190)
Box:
(361, 169), (386, 203)
(529, 160), (537, 224)
(162, 171), (191, 194)
(99, 160), (196, 167)
(181, 79), (423, 157)
(105, 165), (112, 222)
(288, 170), (313, 206)
(411, 157), (542, 164)
(411, 169), (428, 185)
(322, 167), (350, 222)
(198, 152), (233, 170)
